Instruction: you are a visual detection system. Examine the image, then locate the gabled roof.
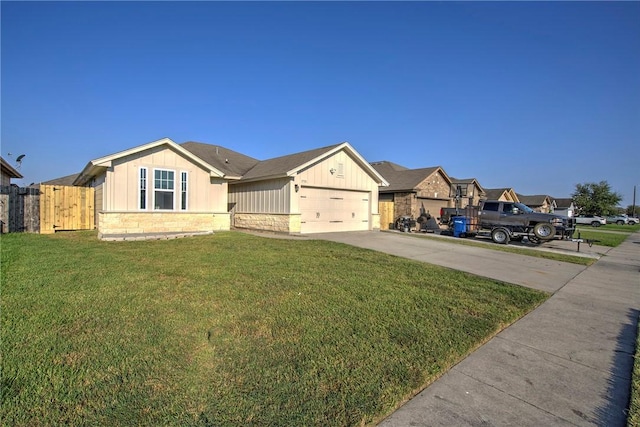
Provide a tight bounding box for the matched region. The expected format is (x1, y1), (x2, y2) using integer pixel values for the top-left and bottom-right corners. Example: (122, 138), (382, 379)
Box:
(181, 142), (259, 179)
(1, 157), (23, 179)
(553, 198), (575, 209)
(517, 194), (553, 207)
(42, 173), (81, 186)
(371, 161), (450, 193)
(237, 142), (389, 185)
(73, 138), (228, 185)
(483, 188), (519, 202)
(451, 177), (485, 195)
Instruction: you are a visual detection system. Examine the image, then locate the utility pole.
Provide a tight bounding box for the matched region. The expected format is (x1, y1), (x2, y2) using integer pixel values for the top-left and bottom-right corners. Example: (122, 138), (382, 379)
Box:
(633, 185), (636, 217)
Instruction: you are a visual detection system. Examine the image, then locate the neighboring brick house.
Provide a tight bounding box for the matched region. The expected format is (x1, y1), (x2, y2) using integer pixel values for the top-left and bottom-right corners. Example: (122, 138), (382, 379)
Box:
(483, 188), (519, 202)
(517, 194), (556, 213)
(450, 177), (485, 208)
(371, 161), (453, 220)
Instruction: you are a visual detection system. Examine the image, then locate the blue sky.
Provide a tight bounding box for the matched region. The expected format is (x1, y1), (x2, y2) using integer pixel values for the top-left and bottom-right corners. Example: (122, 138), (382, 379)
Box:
(2, 1), (639, 206)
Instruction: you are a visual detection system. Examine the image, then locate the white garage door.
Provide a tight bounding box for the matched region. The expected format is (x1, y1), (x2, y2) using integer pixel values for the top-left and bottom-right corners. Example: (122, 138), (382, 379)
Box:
(300, 188), (370, 233)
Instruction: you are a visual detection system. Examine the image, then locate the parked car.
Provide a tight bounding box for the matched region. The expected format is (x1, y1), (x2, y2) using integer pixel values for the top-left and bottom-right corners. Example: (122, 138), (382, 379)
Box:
(623, 215), (639, 225)
(605, 215), (629, 225)
(575, 214), (606, 227)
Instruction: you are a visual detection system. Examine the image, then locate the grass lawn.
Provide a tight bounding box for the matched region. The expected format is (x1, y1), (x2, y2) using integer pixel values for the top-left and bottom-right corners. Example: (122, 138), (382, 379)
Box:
(573, 227), (632, 247)
(1, 231), (548, 426)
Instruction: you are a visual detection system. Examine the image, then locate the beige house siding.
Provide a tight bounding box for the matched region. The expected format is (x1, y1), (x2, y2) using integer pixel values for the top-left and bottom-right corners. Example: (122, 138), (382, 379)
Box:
(102, 145), (227, 213)
(229, 148), (381, 233)
(228, 178), (291, 214)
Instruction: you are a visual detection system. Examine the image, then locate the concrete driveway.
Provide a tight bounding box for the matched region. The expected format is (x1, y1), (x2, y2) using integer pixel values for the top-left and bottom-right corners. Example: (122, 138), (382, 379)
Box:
(317, 231), (591, 293)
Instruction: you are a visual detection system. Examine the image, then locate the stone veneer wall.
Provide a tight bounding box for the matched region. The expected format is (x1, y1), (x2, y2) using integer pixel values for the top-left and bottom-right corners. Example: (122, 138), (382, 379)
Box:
(393, 193), (414, 218)
(233, 213), (301, 234)
(98, 212), (230, 236)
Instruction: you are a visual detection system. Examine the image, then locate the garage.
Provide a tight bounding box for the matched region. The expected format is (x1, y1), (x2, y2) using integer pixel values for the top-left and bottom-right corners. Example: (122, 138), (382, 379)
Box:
(300, 187), (370, 233)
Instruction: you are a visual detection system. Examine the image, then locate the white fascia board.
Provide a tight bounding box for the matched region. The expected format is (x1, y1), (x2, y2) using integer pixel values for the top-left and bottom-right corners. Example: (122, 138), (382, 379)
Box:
(73, 137), (228, 185)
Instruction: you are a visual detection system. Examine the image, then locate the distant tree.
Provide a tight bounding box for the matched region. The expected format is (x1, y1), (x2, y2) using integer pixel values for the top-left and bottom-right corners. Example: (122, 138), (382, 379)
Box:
(627, 205), (638, 217)
(572, 181), (622, 216)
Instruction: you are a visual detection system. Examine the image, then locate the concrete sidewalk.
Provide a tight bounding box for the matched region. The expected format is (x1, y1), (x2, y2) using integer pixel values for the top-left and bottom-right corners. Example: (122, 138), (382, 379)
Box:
(319, 231), (639, 426)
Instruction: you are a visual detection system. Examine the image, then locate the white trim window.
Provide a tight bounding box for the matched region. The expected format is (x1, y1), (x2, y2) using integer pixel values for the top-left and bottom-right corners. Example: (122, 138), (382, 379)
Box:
(139, 167), (148, 210)
(180, 171), (188, 210)
(153, 169), (175, 210)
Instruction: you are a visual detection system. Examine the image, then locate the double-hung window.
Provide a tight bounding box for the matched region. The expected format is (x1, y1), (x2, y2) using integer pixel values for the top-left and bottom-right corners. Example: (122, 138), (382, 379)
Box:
(154, 169), (175, 210)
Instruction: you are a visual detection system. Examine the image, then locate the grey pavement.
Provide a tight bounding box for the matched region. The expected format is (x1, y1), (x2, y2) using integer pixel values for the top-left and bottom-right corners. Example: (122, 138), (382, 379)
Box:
(317, 230), (639, 426)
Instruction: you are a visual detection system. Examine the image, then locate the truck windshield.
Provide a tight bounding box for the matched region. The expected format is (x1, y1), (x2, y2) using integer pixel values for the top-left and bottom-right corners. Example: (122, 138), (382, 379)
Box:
(514, 203), (534, 213)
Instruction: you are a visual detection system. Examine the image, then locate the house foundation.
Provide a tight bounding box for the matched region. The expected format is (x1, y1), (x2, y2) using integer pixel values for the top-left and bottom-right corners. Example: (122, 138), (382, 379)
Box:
(97, 211), (230, 239)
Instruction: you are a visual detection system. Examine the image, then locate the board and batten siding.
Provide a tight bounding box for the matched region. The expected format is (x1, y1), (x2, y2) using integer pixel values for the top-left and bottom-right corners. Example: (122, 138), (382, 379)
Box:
(102, 145), (227, 212)
(229, 178), (291, 214)
(296, 150), (377, 192)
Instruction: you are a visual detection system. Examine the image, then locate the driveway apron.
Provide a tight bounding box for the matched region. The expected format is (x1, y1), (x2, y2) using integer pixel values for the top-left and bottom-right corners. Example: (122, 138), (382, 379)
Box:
(317, 231), (640, 426)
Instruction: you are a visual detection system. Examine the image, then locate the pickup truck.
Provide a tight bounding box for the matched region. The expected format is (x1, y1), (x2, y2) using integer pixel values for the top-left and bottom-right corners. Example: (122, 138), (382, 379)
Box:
(475, 200), (575, 244)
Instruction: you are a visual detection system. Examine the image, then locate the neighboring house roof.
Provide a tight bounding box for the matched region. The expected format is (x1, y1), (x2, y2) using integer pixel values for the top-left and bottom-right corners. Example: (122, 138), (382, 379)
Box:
(42, 173), (81, 186)
(238, 142), (389, 185)
(450, 177), (486, 197)
(1, 156), (23, 179)
(553, 198), (575, 209)
(73, 137), (228, 185)
(483, 188), (519, 201)
(181, 142), (259, 178)
(370, 161), (450, 193)
(517, 194), (553, 208)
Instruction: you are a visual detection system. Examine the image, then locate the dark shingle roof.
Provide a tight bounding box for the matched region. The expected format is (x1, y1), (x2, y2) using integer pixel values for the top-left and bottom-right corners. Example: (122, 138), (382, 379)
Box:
(517, 194), (550, 207)
(239, 144), (343, 181)
(483, 188), (512, 200)
(553, 198), (574, 208)
(42, 173), (81, 186)
(181, 142), (260, 178)
(371, 161), (442, 192)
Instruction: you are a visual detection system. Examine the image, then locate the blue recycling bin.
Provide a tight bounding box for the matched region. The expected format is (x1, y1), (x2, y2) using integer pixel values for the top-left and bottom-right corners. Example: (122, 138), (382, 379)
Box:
(452, 216), (468, 237)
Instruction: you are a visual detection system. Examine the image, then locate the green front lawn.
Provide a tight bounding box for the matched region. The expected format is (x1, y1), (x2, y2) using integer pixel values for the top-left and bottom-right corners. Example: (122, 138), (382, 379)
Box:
(572, 228), (631, 247)
(1, 231), (548, 426)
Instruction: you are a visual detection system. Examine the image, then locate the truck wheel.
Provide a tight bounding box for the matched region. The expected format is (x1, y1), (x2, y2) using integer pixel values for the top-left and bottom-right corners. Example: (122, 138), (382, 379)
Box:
(491, 228), (510, 244)
(533, 223), (556, 239)
(590, 221), (601, 227)
(616, 220), (624, 225)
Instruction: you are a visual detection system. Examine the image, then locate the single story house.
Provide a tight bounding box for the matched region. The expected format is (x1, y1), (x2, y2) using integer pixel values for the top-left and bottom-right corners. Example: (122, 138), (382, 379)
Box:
(72, 138), (388, 238)
(552, 198), (576, 217)
(371, 161), (453, 219)
(517, 194), (555, 213)
(483, 188), (519, 202)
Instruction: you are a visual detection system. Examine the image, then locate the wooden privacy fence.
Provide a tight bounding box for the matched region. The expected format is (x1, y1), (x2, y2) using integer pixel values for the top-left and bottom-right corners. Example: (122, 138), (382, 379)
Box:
(379, 201), (394, 231)
(0, 185), (40, 233)
(0, 185), (94, 234)
(40, 185), (94, 234)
